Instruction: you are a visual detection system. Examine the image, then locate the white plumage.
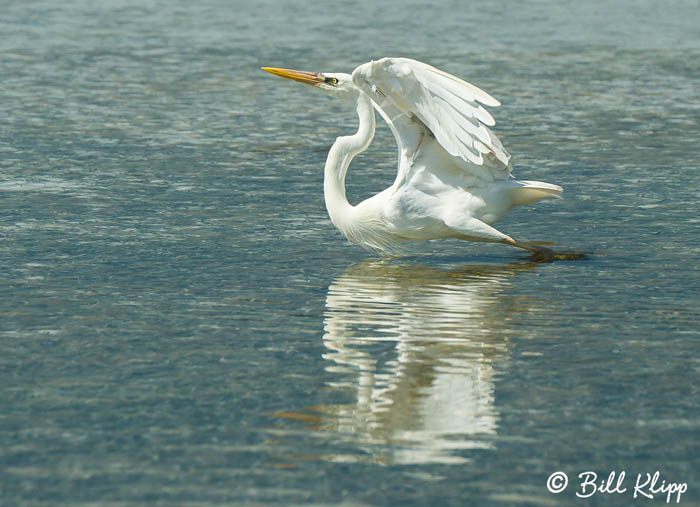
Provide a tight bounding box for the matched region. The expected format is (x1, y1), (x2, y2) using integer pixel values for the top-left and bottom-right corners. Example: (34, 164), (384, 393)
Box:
(262, 57), (563, 259)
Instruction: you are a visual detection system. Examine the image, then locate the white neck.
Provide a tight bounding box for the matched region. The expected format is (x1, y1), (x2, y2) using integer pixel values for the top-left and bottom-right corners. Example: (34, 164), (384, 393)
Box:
(323, 92), (375, 231)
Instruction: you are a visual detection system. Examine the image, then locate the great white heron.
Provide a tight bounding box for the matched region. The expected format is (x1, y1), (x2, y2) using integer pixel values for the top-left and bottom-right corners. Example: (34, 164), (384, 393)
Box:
(262, 57), (563, 260)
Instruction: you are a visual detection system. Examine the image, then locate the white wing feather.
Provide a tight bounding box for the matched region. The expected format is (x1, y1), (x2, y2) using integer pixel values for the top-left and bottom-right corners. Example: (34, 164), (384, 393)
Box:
(352, 57), (511, 182)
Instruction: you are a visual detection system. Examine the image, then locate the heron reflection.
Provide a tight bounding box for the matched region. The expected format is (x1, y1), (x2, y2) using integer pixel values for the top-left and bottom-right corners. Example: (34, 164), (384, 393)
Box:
(274, 259), (542, 465)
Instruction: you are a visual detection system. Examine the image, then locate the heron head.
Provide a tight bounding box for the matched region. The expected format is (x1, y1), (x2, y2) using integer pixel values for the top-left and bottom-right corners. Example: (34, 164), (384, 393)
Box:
(261, 67), (356, 99)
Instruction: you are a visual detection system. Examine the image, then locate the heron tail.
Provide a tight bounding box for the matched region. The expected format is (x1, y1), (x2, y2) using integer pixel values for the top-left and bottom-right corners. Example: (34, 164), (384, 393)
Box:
(507, 180), (563, 206)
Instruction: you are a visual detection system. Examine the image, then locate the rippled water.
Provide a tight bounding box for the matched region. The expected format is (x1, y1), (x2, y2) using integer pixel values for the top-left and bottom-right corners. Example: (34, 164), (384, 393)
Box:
(2, 0), (699, 505)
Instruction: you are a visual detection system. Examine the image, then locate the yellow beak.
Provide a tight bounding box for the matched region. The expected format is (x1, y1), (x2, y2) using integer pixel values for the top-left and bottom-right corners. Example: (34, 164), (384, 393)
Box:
(261, 67), (325, 86)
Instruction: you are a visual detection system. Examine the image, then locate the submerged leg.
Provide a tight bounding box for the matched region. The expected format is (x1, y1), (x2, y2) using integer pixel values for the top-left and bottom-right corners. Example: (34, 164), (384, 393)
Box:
(501, 236), (555, 262)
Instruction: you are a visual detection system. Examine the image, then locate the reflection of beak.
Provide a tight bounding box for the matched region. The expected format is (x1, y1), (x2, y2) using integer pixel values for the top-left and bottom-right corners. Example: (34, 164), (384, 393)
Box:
(261, 67), (325, 86)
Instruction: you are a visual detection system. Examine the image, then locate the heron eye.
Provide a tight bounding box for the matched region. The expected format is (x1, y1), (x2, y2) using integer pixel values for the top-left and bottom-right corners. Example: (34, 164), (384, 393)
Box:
(325, 77), (339, 85)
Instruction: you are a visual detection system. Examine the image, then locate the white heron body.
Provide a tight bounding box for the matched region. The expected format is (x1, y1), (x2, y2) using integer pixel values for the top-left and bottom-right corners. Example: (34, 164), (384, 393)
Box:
(263, 58), (562, 257)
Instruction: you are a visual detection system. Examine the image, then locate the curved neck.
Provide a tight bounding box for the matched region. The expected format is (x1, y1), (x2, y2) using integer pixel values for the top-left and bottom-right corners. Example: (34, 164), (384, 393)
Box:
(324, 92), (375, 228)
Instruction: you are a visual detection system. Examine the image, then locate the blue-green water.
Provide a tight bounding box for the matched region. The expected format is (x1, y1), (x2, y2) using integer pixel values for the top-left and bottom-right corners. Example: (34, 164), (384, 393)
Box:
(2, 0), (699, 505)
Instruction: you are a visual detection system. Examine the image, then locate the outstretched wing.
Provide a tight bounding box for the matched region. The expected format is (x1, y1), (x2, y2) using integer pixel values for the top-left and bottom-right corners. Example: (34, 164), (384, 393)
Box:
(352, 57), (511, 182)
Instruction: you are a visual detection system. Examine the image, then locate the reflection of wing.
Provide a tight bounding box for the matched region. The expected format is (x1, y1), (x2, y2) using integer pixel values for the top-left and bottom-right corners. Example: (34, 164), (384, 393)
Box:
(352, 57), (511, 184)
